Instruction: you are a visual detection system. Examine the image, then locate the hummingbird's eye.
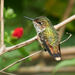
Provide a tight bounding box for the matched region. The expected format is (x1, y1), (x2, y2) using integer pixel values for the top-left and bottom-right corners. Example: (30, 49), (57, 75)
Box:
(37, 22), (42, 25)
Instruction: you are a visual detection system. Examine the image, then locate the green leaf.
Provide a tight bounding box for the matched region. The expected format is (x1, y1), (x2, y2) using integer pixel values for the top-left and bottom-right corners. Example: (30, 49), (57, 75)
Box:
(5, 8), (16, 19)
(53, 59), (75, 73)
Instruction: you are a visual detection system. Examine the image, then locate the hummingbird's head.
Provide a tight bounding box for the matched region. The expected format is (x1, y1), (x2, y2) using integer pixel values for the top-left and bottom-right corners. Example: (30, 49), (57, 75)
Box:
(33, 16), (52, 33)
(24, 16), (52, 33)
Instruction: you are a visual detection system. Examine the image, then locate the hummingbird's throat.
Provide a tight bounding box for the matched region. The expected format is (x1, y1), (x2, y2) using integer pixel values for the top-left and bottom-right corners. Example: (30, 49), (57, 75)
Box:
(33, 22), (46, 34)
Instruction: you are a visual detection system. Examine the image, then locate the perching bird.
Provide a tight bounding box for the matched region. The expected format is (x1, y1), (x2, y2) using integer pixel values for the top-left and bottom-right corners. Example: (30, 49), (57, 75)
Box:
(24, 16), (61, 61)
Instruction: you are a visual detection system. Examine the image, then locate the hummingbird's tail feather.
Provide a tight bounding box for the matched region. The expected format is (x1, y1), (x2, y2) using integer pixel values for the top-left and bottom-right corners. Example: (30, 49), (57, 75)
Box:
(42, 40), (61, 61)
(52, 45), (61, 61)
(50, 45), (61, 61)
(54, 57), (61, 61)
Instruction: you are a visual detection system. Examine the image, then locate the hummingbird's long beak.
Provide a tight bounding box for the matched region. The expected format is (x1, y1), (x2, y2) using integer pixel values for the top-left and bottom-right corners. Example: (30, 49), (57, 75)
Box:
(24, 16), (34, 21)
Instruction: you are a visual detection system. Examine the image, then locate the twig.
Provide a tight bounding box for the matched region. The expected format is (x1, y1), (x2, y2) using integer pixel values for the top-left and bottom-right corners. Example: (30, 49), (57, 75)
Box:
(0, 71), (16, 75)
(0, 0), (4, 46)
(0, 35), (37, 55)
(0, 0), (5, 55)
(0, 50), (42, 71)
(60, 32), (72, 44)
(54, 15), (75, 30)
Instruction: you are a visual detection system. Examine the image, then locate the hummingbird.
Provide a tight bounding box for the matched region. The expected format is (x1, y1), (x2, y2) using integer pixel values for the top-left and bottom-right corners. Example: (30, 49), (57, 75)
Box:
(24, 16), (61, 61)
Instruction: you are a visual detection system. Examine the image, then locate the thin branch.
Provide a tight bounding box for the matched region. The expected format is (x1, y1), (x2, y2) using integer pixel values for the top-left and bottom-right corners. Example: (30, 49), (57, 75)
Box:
(60, 32), (72, 44)
(0, 50), (42, 71)
(0, 35), (37, 55)
(54, 15), (75, 30)
(0, 71), (16, 75)
(6, 36), (37, 51)
(0, 0), (4, 46)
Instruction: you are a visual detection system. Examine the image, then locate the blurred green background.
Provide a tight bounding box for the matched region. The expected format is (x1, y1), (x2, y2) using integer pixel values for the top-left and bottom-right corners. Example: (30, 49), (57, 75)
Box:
(0, 0), (75, 75)
(4, 0), (75, 47)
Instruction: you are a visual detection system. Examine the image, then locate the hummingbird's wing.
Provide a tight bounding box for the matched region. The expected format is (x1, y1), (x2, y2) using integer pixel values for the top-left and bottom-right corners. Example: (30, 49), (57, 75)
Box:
(38, 34), (53, 56)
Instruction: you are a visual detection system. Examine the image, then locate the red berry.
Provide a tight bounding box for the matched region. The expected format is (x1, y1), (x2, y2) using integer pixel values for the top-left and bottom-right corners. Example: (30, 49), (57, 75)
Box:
(12, 27), (24, 38)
